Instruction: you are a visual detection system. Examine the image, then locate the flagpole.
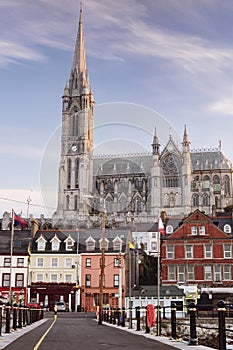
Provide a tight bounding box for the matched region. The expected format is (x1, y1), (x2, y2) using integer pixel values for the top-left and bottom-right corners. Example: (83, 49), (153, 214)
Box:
(9, 209), (14, 305)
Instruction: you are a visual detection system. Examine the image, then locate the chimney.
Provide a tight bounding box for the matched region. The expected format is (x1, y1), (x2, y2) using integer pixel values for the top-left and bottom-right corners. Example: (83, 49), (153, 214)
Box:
(31, 219), (40, 237)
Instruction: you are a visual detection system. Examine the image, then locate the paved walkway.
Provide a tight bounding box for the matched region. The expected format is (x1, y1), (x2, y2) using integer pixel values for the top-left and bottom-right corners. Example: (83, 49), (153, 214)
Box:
(0, 316), (217, 350)
(101, 321), (216, 350)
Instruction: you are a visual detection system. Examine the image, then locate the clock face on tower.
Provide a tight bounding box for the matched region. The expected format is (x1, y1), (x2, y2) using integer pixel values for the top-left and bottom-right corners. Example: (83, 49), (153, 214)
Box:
(71, 145), (78, 152)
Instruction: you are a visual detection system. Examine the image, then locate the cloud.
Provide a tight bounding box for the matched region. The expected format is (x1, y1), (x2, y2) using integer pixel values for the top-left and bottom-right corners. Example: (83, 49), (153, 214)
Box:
(0, 144), (43, 158)
(206, 96), (233, 116)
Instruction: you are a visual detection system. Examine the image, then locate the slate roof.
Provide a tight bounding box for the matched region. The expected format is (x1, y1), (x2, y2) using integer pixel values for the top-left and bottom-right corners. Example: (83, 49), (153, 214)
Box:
(0, 230), (31, 255)
(126, 284), (184, 298)
(93, 154), (152, 177)
(190, 151), (232, 171)
(31, 228), (130, 254)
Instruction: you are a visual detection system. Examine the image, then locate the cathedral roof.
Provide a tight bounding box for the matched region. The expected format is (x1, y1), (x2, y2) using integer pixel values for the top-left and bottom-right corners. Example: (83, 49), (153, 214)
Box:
(93, 154), (152, 177)
(190, 150), (232, 171)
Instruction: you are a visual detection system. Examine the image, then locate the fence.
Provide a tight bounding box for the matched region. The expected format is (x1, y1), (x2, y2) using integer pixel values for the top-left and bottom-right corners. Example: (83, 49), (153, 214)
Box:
(101, 300), (233, 350)
(0, 303), (44, 337)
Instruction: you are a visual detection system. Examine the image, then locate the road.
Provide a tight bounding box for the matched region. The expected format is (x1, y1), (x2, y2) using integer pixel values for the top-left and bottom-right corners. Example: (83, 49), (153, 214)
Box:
(4, 312), (178, 350)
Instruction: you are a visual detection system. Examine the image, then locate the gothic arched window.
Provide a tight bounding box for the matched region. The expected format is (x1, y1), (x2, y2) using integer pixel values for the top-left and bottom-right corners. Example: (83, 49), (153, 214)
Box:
(119, 197), (127, 213)
(67, 159), (72, 188)
(203, 193), (209, 207)
(75, 159), (79, 188)
(192, 193), (199, 207)
(224, 175), (230, 196)
(162, 153), (180, 188)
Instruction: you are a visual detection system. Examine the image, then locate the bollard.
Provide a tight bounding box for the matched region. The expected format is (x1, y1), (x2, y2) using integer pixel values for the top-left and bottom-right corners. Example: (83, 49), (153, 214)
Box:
(136, 306), (141, 331)
(0, 304), (3, 337)
(188, 302), (198, 345)
(109, 308), (113, 324)
(5, 304), (11, 333)
(13, 305), (17, 330)
(121, 307), (125, 327)
(171, 302), (177, 340)
(113, 309), (117, 325)
(145, 307), (150, 334)
(18, 306), (22, 328)
(218, 300), (226, 350)
(117, 308), (121, 326)
(26, 306), (30, 325)
(23, 307), (26, 326)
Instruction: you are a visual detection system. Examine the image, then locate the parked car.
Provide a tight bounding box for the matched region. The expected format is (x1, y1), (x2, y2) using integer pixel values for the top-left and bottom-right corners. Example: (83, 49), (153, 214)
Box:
(55, 301), (69, 312)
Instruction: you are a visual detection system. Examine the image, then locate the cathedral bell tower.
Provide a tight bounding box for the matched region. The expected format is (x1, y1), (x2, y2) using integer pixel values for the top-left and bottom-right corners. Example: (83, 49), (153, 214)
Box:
(55, 4), (94, 220)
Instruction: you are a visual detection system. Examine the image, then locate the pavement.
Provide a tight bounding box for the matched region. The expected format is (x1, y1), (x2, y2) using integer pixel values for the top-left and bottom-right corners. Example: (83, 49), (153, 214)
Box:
(101, 321), (216, 350)
(0, 315), (217, 350)
(0, 319), (47, 349)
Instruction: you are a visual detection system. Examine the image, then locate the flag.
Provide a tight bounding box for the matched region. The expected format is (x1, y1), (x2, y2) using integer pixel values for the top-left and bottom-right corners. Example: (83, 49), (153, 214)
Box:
(14, 213), (27, 228)
(158, 217), (165, 236)
(129, 241), (135, 250)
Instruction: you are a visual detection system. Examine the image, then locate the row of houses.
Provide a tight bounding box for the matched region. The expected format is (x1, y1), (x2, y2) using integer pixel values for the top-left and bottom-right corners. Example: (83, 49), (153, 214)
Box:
(0, 209), (233, 313)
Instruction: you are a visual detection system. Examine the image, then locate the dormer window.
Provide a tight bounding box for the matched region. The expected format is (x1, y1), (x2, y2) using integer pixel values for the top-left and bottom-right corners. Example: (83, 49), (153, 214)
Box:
(64, 235), (75, 251)
(166, 225), (173, 234)
(224, 224), (232, 234)
(36, 236), (47, 251)
(86, 236), (96, 251)
(113, 237), (122, 251)
(50, 235), (61, 251)
(99, 238), (109, 251)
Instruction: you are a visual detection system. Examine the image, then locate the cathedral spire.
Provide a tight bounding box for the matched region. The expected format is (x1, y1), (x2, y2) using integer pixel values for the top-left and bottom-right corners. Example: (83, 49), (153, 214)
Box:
(152, 127), (160, 155)
(182, 124), (190, 152)
(72, 1), (87, 73)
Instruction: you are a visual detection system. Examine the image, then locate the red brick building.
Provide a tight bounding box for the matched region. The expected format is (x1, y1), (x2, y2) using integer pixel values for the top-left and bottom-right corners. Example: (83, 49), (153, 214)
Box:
(161, 209), (233, 304)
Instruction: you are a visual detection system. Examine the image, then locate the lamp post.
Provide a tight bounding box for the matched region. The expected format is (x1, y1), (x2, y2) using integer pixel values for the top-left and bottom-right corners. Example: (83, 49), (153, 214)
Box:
(99, 201), (106, 325)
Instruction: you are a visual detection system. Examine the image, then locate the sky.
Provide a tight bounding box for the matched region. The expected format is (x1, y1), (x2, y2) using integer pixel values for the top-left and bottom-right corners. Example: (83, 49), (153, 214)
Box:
(1, 0), (233, 218)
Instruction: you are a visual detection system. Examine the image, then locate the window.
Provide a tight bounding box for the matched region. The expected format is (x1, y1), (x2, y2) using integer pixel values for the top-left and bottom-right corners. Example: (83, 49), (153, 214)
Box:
(86, 239), (95, 251)
(204, 266), (212, 280)
(36, 274), (43, 282)
(65, 275), (72, 283)
(85, 274), (91, 287)
(166, 225), (173, 234)
(51, 274), (58, 283)
(37, 258), (44, 268)
(86, 258), (91, 267)
(192, 194), (199, 207)
(191, 226), (197, 235)
(166, 245), (174, 259)
(51, 258), (58, 268)
(52, 239), (60, 251)
(15, 274), (24, 287)
(205, 244), (212, 258)
(114, 274), (119, 287)
(199, 226), (205, 235)
(214, 265), (221, 282)
(113, 240), (121, 251)
(4, 258), (11, 267)
(100, 238), (108, 251)
(224, 244), (232, 258)
(66, 239), (74, 251)
(151, 241), (157, 251)
(37, 238), (46, 251)
(223, 265), (231, 280)
(2, 274), (10, 287)
(185, 245), (193, 259)
(17, 258), (24, 267)
(203, 194), (209, 207)
(114, 258), (119, 267)
(65, 258), (72, 268)
(187, 265), (194, 280)
(178, 265), (185, 283)
(224, 224), (232, 234)
(168, 265), (176, 280)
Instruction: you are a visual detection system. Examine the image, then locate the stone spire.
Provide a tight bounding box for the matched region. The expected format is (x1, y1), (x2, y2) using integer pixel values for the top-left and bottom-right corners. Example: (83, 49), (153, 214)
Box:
(72, 1), (87, 74)
(182, 124), (190, 152)
(152, 127), (160, 155)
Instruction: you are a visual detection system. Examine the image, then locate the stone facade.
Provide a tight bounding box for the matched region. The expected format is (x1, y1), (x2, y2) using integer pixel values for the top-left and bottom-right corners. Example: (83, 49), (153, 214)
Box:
(53, 6), (233, 228)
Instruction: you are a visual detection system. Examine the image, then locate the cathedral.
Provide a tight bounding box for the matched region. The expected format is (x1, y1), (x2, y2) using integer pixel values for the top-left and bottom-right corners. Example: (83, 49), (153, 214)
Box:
(53, 5), (233, 228)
